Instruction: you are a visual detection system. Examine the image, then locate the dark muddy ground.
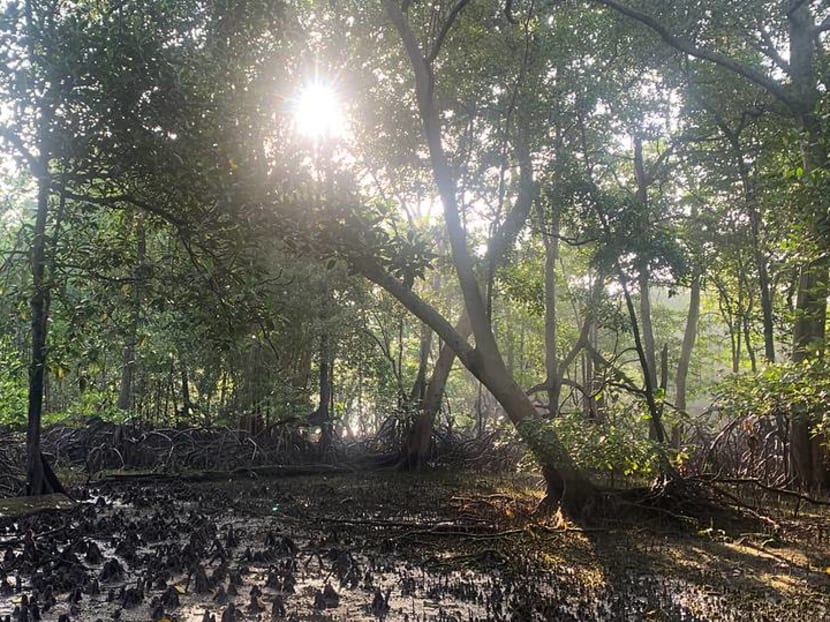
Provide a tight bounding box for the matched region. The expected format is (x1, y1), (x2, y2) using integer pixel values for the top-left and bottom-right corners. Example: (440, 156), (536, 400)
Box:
(0, 470), (828, 621)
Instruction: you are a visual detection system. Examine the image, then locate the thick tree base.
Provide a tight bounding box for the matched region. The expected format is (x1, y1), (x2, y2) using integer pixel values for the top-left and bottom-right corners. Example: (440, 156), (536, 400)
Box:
(396, 448), (426, 472)
(539, 465), (598, 521)
(26, 452), (66, 497)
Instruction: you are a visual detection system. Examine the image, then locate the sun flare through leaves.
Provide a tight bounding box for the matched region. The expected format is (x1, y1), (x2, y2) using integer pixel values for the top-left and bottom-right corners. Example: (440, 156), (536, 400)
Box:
(293, 79), (346, 140)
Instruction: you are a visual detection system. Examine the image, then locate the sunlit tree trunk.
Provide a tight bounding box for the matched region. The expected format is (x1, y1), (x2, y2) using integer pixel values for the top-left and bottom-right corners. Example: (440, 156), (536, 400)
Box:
(383, 0), (597, 514)
(673, 272), (700, 448)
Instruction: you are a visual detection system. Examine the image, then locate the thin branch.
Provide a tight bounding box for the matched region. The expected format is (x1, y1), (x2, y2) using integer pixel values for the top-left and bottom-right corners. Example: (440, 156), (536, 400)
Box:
(427, 0), (473, 64)
(814, 13), (830, 34)
(704, 476), (830, 507)
(756, 26), (791, 72)
(0, 227), (27, 276)
(592, 0), (796, 108)
(57, 189), (187, 229)
(557, 315), (592, 379)
(354, 257), (479, 372)
(644, 140), (678, 186)
(585, 343), (645, 396)
(484, 130), (537, 268)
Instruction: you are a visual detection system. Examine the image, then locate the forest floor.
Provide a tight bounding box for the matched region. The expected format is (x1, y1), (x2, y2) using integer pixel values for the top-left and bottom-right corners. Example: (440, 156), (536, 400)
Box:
(1, 469), (829, 621)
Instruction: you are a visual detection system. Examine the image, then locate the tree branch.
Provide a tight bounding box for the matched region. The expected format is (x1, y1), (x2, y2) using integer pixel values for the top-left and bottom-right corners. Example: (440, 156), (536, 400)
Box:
(557, 314), (593, 380)
(756, 26), (791, 73)
(787, 0), (810, 18)
(484, 129), (537, 267)
(814, 13), (830, 34)
(57, 189), (188, 229)
(427, 0), (473, 64)
(592, 0), (796, 108)
(354, 257), (479, 372)
(385, 0), (431, 95)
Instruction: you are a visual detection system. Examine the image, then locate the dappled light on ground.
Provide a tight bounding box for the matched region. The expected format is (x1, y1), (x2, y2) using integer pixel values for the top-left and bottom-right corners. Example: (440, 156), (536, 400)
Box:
(1, 472), (827, 620)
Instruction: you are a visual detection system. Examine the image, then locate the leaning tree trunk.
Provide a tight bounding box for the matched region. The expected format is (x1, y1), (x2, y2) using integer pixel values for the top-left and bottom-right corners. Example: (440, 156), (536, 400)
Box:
(384, 0), (597, 514)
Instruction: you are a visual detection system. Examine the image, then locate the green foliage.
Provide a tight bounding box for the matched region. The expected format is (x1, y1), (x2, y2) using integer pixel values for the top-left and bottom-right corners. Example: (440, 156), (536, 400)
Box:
(0, 336), (27, 427)
(717, 360), (830, 438)
(43, 390), (127, 428)
(550, 412), (664, 477)
(519, 413), (664, 477)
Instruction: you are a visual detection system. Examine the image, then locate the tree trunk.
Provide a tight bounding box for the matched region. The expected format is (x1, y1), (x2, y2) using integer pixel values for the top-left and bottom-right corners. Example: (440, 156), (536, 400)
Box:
(673, 272), (700, 448)
(639, 272), (658, 389)
(753, 214), (776, 364)
(179, 361), (191, 422)
(542, 200), (561, 413)
(409, 320), (433, 404)
(741, 157), (775, 364)
(26, 154), (62, 495)
(118, 212), (145, 411)
(633, 136), (658, 392)
(315, 332), (334, 453)
(791, 255), (829, 488)
(401, 316), (471, 469)
(790, 106), (829, 489)
(384, 1), (596, 513)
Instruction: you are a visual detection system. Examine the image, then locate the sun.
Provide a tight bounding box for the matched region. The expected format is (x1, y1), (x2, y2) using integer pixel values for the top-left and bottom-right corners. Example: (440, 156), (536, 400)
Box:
(293, 80), (346, 139)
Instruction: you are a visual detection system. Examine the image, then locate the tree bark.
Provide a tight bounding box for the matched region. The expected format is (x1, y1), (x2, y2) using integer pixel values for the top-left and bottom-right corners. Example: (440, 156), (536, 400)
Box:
(401, 315), (471, 469)
(384, 0), (596, 513)
(673, 272), (700, 448)
(118, 212), (146, 411)
(542, 200), (561, 413)
(26, 153), (62, 495)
